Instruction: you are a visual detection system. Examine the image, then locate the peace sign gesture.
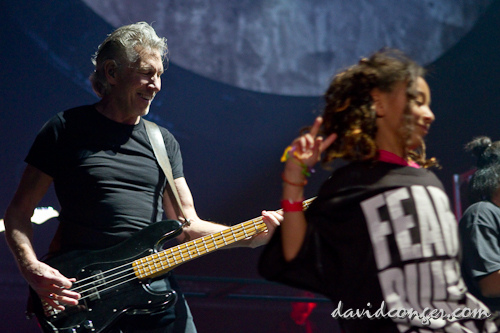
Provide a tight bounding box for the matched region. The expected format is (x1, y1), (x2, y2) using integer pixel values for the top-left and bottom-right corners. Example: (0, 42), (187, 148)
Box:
(278, 117), (337, 261)
(282, 117), (337, 184)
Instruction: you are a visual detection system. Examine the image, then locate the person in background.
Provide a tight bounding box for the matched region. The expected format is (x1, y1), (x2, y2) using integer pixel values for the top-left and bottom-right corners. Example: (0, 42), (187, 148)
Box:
(259, 49), (497, 332)
(459, 136), (500, 316)
(4, 22), (281, 333)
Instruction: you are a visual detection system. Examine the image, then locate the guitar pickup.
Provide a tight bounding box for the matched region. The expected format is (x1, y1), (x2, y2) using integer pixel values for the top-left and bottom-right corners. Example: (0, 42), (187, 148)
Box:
(82, 269), (105, 301)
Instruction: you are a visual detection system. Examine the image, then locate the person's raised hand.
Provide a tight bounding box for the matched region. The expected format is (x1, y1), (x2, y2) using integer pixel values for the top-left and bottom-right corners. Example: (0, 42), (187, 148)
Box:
(283, 117), (337, 176)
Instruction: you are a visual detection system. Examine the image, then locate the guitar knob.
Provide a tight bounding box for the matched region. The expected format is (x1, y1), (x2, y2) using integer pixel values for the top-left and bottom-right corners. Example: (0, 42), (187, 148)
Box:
(83, 320), (95, 331)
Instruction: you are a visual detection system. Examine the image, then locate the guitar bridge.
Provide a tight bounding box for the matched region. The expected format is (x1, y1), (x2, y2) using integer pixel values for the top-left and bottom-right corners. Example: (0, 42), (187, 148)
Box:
(42, 299), (62, 318)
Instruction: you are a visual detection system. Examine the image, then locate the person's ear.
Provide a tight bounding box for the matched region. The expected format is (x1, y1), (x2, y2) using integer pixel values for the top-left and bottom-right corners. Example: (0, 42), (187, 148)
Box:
(104, 60), (118, 84)
(370, 88), (384, 117)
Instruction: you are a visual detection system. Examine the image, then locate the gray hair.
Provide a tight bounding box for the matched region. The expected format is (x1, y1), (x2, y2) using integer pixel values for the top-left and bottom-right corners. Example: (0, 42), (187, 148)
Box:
(89, 22), (168, 97)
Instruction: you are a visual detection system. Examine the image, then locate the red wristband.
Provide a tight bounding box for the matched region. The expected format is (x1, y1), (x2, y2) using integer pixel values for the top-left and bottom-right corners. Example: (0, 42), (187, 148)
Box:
(281, 199), (304, 212)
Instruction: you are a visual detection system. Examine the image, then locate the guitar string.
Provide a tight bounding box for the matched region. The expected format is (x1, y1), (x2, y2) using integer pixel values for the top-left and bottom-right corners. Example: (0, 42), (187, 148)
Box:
(75, 229), (260, 300)
(72, 198), (313, 289)
(70, 218), (263, 291)
(76, 226), (254, 301)
(62, 198), (315, 301)
(68, 217), (262, 291)
(69, 221), (267, 300)
(77, 198), (313, 289)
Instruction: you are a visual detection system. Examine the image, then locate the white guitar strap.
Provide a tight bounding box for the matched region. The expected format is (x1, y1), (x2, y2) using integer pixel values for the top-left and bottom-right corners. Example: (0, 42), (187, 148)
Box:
(143, 119), (190, 226)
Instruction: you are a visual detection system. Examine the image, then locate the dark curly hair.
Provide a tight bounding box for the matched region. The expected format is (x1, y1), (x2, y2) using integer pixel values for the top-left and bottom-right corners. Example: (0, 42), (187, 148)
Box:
(465, 136), (500, 202)
(320, 48), (437, 168)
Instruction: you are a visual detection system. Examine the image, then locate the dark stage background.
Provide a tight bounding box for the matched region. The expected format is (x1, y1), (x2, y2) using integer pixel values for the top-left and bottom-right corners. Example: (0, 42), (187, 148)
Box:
(1, 1), (499, 332)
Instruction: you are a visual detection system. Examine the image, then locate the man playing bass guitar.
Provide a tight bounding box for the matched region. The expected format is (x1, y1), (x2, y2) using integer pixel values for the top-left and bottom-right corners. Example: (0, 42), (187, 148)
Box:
(4, 22), (281, 333)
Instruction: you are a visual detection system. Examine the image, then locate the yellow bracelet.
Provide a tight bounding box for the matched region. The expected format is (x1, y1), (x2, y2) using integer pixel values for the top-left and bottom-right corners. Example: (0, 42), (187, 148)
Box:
(280, 146), (314, 177)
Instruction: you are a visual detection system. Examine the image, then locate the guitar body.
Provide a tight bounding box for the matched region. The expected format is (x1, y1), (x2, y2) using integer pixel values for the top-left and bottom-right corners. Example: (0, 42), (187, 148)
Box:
(31, 219), (183, 333)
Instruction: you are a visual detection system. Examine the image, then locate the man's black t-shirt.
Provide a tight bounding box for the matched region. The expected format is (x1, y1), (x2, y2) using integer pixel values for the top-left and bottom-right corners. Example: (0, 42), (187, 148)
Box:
(26, 105), (184, 253)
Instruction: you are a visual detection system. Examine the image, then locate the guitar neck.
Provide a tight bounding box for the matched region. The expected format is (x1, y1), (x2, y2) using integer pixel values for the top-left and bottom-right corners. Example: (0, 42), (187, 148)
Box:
(132, 197), (315, 279)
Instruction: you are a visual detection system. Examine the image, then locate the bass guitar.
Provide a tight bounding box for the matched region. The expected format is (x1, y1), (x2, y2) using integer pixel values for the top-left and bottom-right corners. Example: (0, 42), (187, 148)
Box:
(32, 198), (315, 333)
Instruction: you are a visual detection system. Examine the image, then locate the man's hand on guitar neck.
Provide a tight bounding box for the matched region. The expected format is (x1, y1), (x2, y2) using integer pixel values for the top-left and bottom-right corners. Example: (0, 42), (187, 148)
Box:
(22, 259), (81, 311)
(245, 210), (282, 248)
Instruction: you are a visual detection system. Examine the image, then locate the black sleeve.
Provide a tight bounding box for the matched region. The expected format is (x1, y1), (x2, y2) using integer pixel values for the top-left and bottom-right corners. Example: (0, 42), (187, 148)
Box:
(161, 127), (184, 180)
(25, 114), (64, 177)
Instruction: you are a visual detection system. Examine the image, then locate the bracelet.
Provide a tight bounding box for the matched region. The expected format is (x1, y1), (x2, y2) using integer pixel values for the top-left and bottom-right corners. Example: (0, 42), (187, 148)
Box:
(281, 173), (308, 187)
(280, 146), (315, 177)
(281, 199), (304, 212)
